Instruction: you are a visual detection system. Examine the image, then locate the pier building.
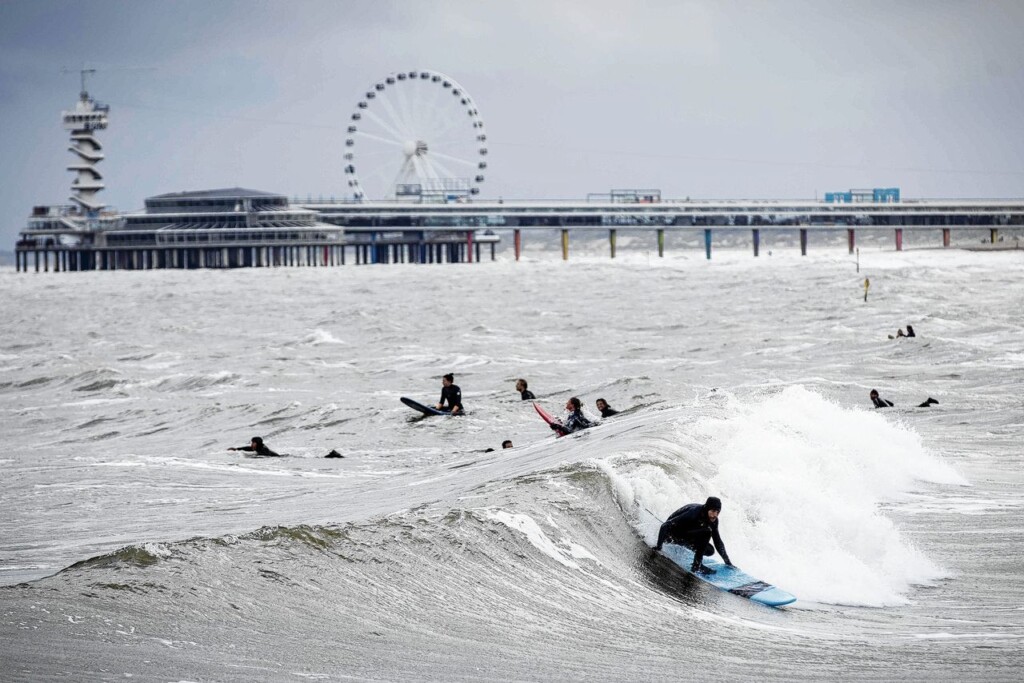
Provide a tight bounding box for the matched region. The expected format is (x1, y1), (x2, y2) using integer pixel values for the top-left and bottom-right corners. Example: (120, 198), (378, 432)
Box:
(14, 86), (497, 272)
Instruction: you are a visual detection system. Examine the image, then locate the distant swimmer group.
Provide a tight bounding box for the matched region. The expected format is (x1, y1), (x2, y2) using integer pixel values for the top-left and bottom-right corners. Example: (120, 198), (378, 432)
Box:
(888, 323), (917, 339)
(655, 496), (733, 575)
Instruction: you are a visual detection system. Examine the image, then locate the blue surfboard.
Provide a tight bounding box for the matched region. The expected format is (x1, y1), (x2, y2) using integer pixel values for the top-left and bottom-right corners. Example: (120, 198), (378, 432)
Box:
(658, 542), (796, 607)
(401, 396), (451, 416)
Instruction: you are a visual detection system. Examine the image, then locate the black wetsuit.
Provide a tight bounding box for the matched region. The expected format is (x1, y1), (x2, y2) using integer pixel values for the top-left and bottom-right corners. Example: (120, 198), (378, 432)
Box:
(656, 503), (731, 571)
(520, 389), (536, 400)
(235, 444), (280, 457)
(871, 396), (894, 408)
(439, 384), (463, 412)
(552, 409), (591, 435)
(600, 406), (619, 417)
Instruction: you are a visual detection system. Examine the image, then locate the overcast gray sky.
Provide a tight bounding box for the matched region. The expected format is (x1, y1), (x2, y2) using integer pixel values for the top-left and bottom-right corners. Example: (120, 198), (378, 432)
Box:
(2, 0), (1022, 247)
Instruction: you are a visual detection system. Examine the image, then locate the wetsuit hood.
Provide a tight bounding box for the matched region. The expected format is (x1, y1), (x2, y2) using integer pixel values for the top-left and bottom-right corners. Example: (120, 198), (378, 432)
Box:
(704, 496), (722, 512)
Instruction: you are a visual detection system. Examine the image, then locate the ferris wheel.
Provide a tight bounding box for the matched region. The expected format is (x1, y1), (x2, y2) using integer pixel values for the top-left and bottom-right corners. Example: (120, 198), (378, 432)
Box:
(344, 70), (488, 201)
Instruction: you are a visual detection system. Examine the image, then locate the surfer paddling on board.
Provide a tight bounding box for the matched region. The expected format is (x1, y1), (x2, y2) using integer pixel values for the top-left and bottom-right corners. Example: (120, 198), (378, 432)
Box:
(549, 397), (592, 436)
(436, 373), (464, 415)
(869, 389), (894, 408)
(228, 436), (280, 457)
(655, 496), (733, 575)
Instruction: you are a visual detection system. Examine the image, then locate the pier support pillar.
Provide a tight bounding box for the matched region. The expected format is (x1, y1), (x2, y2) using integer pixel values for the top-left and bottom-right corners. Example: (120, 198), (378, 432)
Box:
(609, 229), (617, 259)
(942, 228), (951, 247)
(848, 228), (855, 255)
(561, 229), (569, 261)
(657, 228), (665, 257)
(34, 251), (40, 272)
(895, 228), (903, 251)
(991, 228), (999, 244)
(752, 228), (760, 257)
(800, 229), (808, 256)
(467, 232), (474, 263)
(44, 250), (49, 272)
(491, 243), (496, 261)
(704, 229), (712, 260)
(514, 229), (522, 261)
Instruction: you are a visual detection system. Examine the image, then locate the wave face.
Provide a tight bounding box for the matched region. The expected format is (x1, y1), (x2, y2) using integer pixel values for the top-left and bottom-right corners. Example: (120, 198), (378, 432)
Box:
(1, 249), (1023, 680)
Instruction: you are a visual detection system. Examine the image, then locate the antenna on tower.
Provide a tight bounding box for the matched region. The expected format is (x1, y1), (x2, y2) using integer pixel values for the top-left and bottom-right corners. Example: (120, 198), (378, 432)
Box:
(60, 66), (97, 100)
(61, 64), (157, 98)
(79, 68), (96, 99)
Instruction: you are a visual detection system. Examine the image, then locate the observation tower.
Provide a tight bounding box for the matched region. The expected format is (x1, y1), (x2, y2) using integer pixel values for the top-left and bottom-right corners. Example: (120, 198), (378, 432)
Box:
(63, 70), (110, 218)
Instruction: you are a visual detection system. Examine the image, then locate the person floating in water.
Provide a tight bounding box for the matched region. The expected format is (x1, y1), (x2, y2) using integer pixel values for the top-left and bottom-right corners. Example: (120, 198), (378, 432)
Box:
(888, 328), (906, 339)
(595, 398), (618, 417)
(871, 389), (938, 409)
(550, 397), (592, 436)
(906, 325), (916, 337)
(655, 496), (733, 575)
(869, 389), (895, 408)
(502, 439), (513, 449)
(228, 436), (280, 457)
(325, 449), (344, 458)
(515, 378), (536, 401)
(436, 373), (464, 415)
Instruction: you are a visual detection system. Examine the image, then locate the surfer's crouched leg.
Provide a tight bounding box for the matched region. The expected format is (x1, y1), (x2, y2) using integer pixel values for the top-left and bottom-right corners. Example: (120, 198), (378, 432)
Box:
(654, 523), (675, 551)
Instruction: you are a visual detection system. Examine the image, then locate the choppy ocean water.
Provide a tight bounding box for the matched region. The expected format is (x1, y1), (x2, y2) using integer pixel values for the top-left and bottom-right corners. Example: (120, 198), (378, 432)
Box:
(1, 237), (1022, 680)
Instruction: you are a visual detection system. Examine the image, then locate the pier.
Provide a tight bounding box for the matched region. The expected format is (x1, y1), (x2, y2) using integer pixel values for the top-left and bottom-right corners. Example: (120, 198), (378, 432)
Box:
(11, 83), (1024, 272)
(304, 196), (1024, 261)
(15, 196), (1024, 272)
